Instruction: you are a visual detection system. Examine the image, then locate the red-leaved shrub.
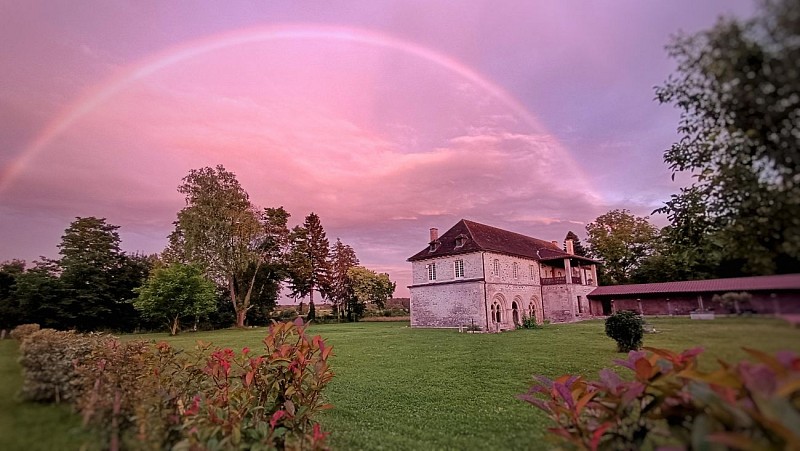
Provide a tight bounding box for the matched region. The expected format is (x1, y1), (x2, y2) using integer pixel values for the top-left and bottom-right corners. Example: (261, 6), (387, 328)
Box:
(519, 347), (800, 450)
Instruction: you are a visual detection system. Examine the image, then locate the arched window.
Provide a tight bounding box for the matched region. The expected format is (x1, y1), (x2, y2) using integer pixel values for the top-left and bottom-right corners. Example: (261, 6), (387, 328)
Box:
(491, 301), (502, 323)
(512, 301), (520, 325)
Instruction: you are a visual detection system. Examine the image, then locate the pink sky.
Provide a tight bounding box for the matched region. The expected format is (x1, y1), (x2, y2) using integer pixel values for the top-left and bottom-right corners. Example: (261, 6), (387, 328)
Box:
(0, 1), (754, 297)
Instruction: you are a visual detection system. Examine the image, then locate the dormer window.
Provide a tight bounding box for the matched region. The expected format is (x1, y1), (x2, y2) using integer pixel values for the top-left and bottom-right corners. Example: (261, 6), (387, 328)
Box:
(454, 235), (466, 248)
(429, 240), (440, 252)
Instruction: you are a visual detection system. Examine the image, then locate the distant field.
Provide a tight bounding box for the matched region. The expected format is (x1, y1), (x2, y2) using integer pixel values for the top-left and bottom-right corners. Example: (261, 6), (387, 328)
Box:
(2, 317), (799, 450)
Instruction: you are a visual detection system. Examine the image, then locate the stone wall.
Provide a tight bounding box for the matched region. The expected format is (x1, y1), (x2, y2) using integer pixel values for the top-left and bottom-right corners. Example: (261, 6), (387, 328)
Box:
(410, 281), (486, 329)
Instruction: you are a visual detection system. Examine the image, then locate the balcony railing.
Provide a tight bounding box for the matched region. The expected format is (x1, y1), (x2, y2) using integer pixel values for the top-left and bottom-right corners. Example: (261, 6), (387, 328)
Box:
(541, 276), (566, 285)
(540, 276), (594, 285)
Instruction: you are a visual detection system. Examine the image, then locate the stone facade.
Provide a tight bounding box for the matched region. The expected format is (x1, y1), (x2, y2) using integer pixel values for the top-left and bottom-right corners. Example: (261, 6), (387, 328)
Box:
(410, 249), (598, 330)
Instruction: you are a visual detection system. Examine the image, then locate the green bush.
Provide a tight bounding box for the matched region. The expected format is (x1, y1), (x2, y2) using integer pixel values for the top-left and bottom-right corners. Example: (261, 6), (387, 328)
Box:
(9, 323), (40, 342)
(519, 347), (800, 450)
(516, 315), (542, 330)
(17, 329), (107, 402)
(605, 310), (644, 352)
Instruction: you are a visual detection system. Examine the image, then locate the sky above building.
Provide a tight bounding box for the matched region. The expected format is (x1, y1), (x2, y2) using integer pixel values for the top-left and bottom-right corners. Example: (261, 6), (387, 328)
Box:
(0, 1), (755, 298)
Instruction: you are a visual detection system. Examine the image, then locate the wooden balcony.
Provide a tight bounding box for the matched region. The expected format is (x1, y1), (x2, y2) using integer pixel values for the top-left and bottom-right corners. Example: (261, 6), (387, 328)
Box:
(541, 276), (566, 285)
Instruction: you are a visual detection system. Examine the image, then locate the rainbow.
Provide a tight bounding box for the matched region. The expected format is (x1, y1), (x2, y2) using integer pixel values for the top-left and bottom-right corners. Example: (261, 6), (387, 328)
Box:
(0, 24), (591, 194)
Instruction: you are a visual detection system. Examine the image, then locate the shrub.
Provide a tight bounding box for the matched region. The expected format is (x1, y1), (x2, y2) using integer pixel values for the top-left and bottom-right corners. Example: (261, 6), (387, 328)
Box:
(604, 310), (644, 352)
(517, 315), (543, 330)
(175, 318), (333, 450)
(519, 347), (800, 450)
(75, 339), (189, 450)
(10, 323), (40, 342)
(17, 329), (107, 402)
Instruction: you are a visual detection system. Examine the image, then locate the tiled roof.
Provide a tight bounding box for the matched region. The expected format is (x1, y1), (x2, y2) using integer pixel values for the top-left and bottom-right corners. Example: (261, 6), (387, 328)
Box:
(588, 274), (800, 298)
(407, 219), (597, 263)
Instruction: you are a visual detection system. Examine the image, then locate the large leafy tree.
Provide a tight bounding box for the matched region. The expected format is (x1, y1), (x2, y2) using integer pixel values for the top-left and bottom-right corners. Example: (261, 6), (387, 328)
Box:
(329, 238), (359, 320)
(168, 165), (264, 327)
(287, 213), (332, 319)
(586, 210), (660, 285)
(134, 263), (217, 335)
(346, 266), (396, 320)
(58, 217), (134, 330)
(655, 0), (800, 275)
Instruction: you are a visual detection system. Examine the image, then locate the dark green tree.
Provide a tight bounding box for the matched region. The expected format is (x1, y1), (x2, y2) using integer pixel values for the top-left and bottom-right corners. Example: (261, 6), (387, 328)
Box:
(563, 231), (588, 257)
(13, 259), (69, 329)
(0, 260), (26, 330)
(58, 217), (128, 330)
(586, 210), (660, 285)
(329, 238), (359, 320)
(287, 213), (332, 318)
(655, 0), (800, 275)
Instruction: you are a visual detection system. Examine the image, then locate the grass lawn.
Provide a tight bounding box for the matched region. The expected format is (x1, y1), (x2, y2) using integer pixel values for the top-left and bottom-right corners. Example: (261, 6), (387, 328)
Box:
(2, 317), (799, 450)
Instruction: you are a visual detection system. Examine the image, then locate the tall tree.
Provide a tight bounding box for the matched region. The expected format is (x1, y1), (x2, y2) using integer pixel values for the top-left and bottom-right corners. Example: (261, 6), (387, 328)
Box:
(329, 238), (359, 320)
(563, 231), (588, 257)
(585, 210), (660, 285)
(58, 217), (128, 330)
(168, 165), (263, 327)
(655, 0), (800, 275)
(134, 263), (217, 335)
(288, 213), (331, 319)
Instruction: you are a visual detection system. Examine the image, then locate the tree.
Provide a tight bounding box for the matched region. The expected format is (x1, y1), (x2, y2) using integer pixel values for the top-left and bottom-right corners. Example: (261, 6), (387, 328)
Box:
(585, 210), (660, 285)
(58, 217), (129, 331)
(13, 259), (69, 329)
(287, 213), (332, 319)
(346, 266), (396, 320)
(328, 238), (359, 320)
(562, 231), (588, 257)
(168, 165), (264, 327)
(0, 260), (26, 330)
(134, 263), (217, 335)
(655, 0), (800, 275)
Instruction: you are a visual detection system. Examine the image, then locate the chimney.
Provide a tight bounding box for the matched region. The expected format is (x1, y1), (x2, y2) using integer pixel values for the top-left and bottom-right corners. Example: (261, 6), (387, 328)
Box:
(430, 228), (439, 242)
(551, 240), (558, 247)
(566, 239), (575, 255)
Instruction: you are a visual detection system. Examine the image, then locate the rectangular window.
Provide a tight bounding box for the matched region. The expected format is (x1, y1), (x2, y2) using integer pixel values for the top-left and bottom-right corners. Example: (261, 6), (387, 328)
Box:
(577, 295), (583, 313)
(493, 259), (500, 275)
(427, 262), (437, 281)
(529, 265), (535, 280)
(513, 262), (519, 279)
(454, 260), (464, 278)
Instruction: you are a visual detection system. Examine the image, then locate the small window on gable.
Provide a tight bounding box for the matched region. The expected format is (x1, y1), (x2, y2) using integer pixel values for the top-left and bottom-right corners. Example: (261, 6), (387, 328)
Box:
(493, 259), (500, 275)
(454, 260), (464, 278)
(427, 262), (437, 281)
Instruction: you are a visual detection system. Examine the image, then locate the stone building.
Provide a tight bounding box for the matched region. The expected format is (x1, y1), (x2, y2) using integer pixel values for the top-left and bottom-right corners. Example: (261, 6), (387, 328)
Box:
(407, 219), (599, 330)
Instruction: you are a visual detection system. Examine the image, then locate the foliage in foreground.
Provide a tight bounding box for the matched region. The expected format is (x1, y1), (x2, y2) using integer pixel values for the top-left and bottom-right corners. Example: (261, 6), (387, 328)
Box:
(604, 311), (644, 353)
(17, 319), (333, 450)
(520, 347), (800, 450)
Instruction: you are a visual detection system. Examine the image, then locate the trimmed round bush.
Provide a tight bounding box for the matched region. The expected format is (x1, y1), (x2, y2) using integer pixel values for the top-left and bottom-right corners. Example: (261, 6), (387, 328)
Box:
(605, 310), (644, 352)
